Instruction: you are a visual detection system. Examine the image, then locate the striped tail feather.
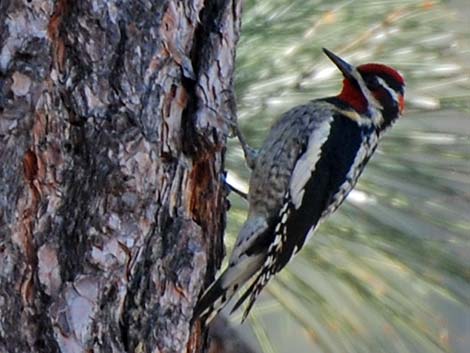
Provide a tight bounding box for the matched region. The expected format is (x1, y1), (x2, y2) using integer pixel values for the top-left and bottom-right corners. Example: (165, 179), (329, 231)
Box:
(231, 266), (273, 322)
(192, 276), (236, 325)
(193, 253), (265, 324)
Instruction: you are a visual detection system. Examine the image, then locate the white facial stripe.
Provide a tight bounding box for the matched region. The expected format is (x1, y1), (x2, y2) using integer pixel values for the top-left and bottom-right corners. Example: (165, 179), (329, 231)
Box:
(354, 69), (383, 111)
(289, 118), (333, 209)
(377, 77), (399, 103)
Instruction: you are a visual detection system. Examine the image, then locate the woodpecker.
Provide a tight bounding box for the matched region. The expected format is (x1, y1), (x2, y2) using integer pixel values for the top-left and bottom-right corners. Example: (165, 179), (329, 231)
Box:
(194, 48), (406, 324)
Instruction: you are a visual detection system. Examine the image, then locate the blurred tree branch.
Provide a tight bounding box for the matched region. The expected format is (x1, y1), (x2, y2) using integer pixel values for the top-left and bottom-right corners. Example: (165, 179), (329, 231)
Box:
(208, 317), (257, 353)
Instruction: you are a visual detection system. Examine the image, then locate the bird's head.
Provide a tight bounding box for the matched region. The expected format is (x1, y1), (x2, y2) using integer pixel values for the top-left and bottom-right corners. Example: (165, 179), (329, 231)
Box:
(323, 48), (406, 131)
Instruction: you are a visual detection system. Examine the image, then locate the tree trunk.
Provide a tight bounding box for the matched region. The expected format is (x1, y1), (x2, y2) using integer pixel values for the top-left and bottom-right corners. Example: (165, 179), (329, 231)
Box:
(0, 0), (242, 352)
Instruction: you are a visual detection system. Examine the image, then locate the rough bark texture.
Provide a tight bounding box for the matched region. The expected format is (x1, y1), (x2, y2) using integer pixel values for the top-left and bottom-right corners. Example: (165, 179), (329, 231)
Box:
(0, 0), (242, 352)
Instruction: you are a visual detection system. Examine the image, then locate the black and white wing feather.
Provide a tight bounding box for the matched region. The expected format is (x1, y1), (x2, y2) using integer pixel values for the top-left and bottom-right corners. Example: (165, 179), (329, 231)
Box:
(194, 101), (380, 322)
(233, 102), (380, 319)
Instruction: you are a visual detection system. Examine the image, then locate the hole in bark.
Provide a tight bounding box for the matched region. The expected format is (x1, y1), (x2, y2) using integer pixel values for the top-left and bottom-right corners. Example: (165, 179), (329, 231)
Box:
(63, 141), (72, 153)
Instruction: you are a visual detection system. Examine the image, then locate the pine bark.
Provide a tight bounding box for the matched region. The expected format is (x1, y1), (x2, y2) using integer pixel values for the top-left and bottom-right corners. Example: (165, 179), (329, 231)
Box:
(0, 0), (242, 352)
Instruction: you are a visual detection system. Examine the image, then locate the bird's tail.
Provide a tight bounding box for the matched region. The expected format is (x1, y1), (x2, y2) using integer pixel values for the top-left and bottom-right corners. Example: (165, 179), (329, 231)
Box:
(192, 254), (264, 325)
(192, 275), (237, 325)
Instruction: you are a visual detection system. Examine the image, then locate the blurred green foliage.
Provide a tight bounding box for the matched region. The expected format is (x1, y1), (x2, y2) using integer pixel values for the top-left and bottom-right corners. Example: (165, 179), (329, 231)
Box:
(223, 0), (470, 352)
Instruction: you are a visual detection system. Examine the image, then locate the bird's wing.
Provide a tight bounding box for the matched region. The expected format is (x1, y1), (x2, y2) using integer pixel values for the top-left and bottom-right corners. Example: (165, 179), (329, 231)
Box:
(234, 110), (373, 319)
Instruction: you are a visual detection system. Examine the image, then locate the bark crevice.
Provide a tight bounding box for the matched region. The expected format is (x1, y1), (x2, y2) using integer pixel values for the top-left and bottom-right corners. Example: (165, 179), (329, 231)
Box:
(1, 1), (243, 352)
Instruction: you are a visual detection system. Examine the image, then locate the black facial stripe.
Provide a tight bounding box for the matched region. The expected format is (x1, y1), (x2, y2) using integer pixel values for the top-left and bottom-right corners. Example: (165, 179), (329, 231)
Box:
(378, 74), (404, 95)
(374, 79), (398, 109)
(362, 72), (404, 96)
(376, 81), (401, 131)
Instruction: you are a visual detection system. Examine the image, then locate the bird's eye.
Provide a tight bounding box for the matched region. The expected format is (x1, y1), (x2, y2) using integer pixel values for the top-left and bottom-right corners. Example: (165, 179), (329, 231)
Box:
(366, 76), (380, 90)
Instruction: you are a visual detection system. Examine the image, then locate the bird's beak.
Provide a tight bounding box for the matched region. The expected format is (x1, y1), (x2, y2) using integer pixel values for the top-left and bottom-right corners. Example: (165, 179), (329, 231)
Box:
(323, 48), (356, 80)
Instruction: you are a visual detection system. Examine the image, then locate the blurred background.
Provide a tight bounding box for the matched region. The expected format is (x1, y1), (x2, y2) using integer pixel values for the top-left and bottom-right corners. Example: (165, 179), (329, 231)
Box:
(222, 0), (470, 352)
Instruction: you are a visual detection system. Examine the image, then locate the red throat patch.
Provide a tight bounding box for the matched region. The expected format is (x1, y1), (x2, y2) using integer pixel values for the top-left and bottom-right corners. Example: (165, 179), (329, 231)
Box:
(337, 78), (368, 113)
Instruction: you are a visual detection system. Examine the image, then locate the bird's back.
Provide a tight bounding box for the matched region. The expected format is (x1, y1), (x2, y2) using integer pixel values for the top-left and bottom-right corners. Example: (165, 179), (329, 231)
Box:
(245, 97), (378, 274)
(248, 100), (336, 221)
